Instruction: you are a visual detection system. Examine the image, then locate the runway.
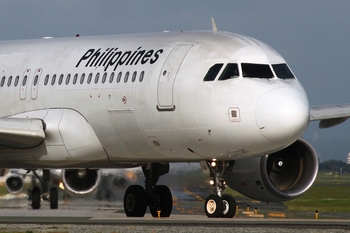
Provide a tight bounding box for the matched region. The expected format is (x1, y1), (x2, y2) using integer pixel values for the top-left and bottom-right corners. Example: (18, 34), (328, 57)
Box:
(0, 185), (350, 232)
(0, 200), (350, 233)
(1, 208), (350, 227)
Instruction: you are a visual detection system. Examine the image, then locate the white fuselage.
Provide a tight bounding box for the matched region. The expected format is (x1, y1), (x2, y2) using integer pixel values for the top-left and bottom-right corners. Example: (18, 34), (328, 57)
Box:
(0, 31), (309, 168)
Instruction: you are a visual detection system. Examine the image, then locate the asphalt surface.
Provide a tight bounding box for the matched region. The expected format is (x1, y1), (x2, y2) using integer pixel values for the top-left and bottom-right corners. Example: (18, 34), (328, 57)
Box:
(0, 192), (350, 233)
(0, 209), (350, 232)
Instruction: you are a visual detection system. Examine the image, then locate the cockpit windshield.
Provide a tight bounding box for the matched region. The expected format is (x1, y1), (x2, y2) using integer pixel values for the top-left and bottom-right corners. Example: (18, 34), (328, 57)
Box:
(203, 64), (223, 81)
(242, 63), (274, 79)
(219, 63), (239, 80)
(203, 62), (295, 82)
(272, 64), (295, 79)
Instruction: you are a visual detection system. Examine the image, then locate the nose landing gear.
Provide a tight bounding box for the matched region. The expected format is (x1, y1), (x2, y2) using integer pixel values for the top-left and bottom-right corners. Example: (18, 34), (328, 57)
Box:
(204, 160), (236, 218)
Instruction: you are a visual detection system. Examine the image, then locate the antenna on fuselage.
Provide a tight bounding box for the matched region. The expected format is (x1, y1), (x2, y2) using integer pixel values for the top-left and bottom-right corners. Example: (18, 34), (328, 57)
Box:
(211, 17), (218, 31)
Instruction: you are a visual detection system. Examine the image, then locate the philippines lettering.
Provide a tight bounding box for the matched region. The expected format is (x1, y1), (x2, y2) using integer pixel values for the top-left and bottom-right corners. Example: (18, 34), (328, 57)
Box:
(76, 47), (164, 71)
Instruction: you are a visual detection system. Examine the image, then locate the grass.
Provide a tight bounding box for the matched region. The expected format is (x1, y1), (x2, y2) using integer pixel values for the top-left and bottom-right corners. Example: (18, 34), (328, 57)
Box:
(285, 173), (350, 212)
(0, 185), (9, 197)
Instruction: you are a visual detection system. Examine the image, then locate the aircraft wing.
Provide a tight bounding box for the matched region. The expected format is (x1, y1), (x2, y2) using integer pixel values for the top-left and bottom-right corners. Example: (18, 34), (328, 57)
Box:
(0, 118), (45, 149)
(310, 104), (350, 128)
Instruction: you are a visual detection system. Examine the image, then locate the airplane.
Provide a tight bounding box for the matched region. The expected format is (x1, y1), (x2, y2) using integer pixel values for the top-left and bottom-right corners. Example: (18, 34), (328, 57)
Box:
(0, 28), (349, 218)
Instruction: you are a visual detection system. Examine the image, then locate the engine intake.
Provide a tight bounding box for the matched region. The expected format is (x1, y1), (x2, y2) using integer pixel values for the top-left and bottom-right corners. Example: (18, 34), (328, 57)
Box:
(224, 138), (318, 202)
(6, 175), (24, 194)
(62, 169), (100, 196)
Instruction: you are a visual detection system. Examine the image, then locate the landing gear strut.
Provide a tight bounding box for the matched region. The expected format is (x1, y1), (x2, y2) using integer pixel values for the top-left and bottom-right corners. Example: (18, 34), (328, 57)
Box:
(124, 163), (172, 217)
(31, 169), (58, 210)
(204, 160), (236, 218)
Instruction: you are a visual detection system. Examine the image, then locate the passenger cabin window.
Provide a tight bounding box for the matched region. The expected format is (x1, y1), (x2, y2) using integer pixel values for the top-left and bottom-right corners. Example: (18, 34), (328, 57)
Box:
(203, 63), (223, 81)
(44, 75), (49, 85)
(80, 74), (85, 84)
(7, 76), (12, 87)
(58, 74), (64, 85)
(14, 76), (19, 86)
(22, 75), (27, 86)
(66, 74), (71, 85)
(109, 72), (114, 83)
(51, 74), (56, 85)
(95, 73), (100, 84)
(102, 72), (107, 83)
(272, 64), (295, 79)
(73, 74), (78, 84)
(117, 72), (122, 83)
(124, 72), (129, 83)
(0, 76), (5, 87)
(33, 75), (39, 86)
(139, 71), (145, 82)
(87, 73), (92, 84)
(219, 63), (239, 80)
(132, 71), (137, 82)
(242, 63), (273, 79)
(3, 70), (149, 90)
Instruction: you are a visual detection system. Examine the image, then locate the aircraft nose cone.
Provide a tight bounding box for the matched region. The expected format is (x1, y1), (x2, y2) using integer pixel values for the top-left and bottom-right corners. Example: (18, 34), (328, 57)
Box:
(255, 88), (309, 144)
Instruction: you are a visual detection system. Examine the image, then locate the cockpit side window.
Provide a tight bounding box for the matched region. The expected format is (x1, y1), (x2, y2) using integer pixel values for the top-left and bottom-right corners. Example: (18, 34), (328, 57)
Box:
(203, 63), (223, 81)
(272, 64), (295, 79)
(219, 63), (239, 81)
(242, 63), (273, 79)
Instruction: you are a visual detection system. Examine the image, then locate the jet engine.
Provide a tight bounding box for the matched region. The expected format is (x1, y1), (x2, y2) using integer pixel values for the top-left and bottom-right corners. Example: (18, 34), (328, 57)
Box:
(224, 138), (318, 202)
(62, 169), (101, 197)
(6, 175), (24, 194)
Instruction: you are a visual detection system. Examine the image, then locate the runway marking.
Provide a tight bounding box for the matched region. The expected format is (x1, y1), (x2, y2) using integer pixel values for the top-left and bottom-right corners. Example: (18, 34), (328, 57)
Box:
(183, 187), (205, 202)
(269, 212), (286, 218)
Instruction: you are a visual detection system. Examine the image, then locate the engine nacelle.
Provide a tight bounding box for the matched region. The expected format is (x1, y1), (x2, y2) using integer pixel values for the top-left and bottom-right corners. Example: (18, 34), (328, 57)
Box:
(224, 138), (318, 202)
(62, 169), (101, 197)
(6, 175), (24, 194)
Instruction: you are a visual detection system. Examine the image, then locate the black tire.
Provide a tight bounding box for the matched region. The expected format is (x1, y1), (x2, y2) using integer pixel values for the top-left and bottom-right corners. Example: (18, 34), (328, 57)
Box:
(50, 187), (58, 209)
(204, 194), (223, 218)
(124, 185), (147, 217)
(31, 187), (41, 210)
(150, 185), (173, 217)
(222, 195), (236, 218)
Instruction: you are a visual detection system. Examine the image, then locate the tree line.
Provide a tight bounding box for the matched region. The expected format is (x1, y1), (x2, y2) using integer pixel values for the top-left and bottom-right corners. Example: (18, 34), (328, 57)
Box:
(319, 160), (350, 173)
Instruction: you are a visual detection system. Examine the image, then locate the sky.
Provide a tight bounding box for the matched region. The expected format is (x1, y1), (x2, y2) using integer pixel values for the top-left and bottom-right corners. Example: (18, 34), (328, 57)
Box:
(1, 1), (350, 143)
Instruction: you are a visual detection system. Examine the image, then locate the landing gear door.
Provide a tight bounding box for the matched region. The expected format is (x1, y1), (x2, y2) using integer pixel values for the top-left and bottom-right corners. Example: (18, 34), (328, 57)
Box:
(157, 44), (192, 111)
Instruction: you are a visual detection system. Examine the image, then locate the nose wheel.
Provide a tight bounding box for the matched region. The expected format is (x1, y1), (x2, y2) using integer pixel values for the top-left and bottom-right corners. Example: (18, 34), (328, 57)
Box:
(205, 194), (223, 218)
(221, 195), (236, 218)
(204, 160), (236, 218)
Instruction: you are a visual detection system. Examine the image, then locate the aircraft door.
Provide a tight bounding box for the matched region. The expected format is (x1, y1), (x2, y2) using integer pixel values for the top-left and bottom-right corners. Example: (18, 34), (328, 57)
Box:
(19, 69), (31, 100)
(157, 44), (192, 111)
(31, 68), (42, 100)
